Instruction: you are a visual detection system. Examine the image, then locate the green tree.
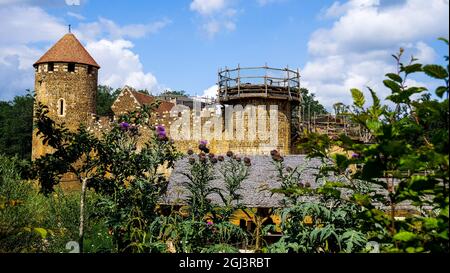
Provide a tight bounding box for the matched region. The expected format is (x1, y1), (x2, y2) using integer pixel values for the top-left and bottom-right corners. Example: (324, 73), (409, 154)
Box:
(160, 90), (188, 97)
(300, 40), (449, 253)
(0, 91), (34, 160)
(96, 85), (121, 117)
(30, 101), (181, 252)
(300, 88), (328, 120)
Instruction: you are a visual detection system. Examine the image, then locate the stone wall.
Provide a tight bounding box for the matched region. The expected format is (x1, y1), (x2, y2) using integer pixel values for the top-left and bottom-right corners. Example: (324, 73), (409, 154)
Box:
(32, 62), (98, 160)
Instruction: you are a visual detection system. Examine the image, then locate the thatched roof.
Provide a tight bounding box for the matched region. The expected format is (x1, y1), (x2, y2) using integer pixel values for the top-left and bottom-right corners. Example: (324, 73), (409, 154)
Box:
(163, 155), (324, 208)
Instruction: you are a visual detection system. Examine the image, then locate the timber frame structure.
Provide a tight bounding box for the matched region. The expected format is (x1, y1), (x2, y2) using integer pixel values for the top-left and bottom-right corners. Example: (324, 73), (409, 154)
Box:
(218, 65), (301, 103)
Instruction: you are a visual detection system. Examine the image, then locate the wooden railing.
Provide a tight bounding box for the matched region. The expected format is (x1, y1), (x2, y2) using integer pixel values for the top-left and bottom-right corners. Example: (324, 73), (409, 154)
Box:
(218, 65), (301, 102)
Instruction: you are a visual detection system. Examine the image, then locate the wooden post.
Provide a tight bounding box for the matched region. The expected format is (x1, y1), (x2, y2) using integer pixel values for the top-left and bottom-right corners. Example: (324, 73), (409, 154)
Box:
(308, 103), (311, 133)
(264, 63), (268, 97)
(297, 68), (301, 102)
(287, 66), (292, 100)
(218, 68), (221, 99)
(225, 66), (228, 98)
(237, 64), (241, 96)
(79, 177), (88, 253)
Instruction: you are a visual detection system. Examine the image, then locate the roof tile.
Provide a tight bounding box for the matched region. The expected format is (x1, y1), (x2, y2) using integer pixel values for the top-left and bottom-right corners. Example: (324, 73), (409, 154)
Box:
(34, 33), (100, 68)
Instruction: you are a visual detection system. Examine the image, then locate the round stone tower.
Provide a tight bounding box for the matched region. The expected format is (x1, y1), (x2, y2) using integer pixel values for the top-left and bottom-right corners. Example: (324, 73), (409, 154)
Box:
(217, 66), (301, 155)
(32, 32), (100, 160)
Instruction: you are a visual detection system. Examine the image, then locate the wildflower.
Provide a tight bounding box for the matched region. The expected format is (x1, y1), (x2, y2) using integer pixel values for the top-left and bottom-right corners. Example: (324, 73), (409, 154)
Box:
(156, 125), (168, 140)
(272, 153), (284, 162)
(226, 151), (233, 157)
(303, 215), (313, 225)
(206, 220), (213, 226)
(156, 125), (166, 136)
(352, 153), (360, 159)
(120, 122), (130, 131)
(271, 150), (284, 162)
(217, 155), (224, 162)
(199, 153), (207, 163)
(244, 157), (251, 166)
(198, 140), (209, 153)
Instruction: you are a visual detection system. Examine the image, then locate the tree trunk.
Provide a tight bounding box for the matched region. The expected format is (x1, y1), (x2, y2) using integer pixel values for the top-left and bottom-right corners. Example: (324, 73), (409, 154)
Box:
(79, 177), (88, 253)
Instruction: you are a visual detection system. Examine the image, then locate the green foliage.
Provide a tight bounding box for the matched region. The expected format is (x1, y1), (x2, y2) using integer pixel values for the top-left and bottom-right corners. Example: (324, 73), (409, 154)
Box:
(0, 155), (106, 253)
(31, 102), (181, 252)
(181, 156), (218, 221)
(96, 85), (121, 116)
(160, 90), (188, 97)
(267, 202), (367, 253)
(0, 91), (34, 161)
(300, 88), (328, 119)
(298, 40), (449, 253)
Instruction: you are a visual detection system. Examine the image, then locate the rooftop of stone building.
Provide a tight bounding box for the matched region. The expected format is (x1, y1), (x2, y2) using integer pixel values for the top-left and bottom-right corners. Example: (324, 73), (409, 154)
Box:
(163, 155), (324, 208)
(34, 33), (100, 68)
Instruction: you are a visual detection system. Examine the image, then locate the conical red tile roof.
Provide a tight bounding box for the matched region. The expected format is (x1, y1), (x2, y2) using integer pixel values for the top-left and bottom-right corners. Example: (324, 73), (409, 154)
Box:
(34, 33), (100, 68)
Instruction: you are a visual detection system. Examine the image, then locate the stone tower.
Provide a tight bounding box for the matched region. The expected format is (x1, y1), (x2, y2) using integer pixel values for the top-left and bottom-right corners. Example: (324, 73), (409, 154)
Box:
(217, 66), (301, 155)
(32, 33), (100, 160)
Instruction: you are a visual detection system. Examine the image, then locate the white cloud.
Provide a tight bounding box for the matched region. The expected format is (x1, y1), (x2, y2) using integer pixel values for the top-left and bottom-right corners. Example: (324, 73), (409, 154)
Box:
(0, 0), (86, 7)
(0, 4), (169, 100)
(310, 0), (449, 56)
(85, 39), (159, 93)
(189, 0), (237, 38)
(0, 5), (66, 45)
(190, 0), (226, 15)
(76, 17), (171, 41)
(201, 85), (219, 98)
(303, 0), (449, 109)
(256, 0), (286, 6)
(67, 11), (85, 20)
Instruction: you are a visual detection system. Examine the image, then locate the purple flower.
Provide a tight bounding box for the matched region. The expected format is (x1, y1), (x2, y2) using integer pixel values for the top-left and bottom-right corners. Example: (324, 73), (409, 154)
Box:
(156, 125), (166, 133)
(120, 122), (130, 131)
(206, 221), (213, 226)
(156, 125), (167, 138)
(352, 153), (360, 159)
(199, 140), (208, 146)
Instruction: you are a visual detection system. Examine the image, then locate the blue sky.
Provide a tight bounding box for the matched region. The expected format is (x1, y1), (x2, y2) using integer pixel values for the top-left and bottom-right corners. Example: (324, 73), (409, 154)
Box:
(0, 0), (448, 109)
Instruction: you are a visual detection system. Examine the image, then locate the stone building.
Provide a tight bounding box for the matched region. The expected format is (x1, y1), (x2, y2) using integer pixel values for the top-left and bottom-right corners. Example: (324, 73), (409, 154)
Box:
(31, 32), (306, 197)
(32, 32), (303, 160)
(32, 33), (100, 160)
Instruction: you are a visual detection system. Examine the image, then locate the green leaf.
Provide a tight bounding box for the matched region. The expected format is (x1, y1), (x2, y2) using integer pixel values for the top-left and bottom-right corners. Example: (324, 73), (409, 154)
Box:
(386, 73), (403, 83)
(351, 88), (365, 108)
(383, 80), (401, 93)
(435, 86), (448, 98)
(393, 231), (417, 242)
(423, 65), (448, 80)
(401, 63), (422, 74)
(438, 37), (449, 45)
(368, 87), (380, 107)
(366, 119), (382, 133)
(34, 227), (48, 239)
(353, 193), (371, 207)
